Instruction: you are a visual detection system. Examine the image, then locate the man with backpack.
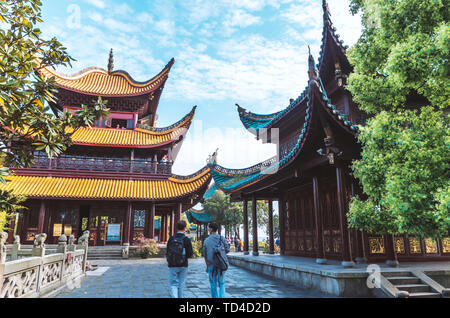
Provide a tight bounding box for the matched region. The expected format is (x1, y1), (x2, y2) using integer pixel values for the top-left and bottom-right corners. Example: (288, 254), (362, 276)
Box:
(166, 220), (193, 298)
(203, 222), (230, 298)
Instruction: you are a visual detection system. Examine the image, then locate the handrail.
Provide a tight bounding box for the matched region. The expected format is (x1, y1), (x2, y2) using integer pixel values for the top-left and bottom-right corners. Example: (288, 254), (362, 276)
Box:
(30, 154), (173, 175)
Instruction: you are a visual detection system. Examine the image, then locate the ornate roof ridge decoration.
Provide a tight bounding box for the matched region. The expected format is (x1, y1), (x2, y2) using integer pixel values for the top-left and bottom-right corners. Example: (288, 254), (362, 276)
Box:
(209, 54), (359, 193)
(136, 106), (196, 134)
(237, 104), (283, 130)
(186, 182), (218, 223)
(209, 88), (313, 192)
(170, 165), (210, 182)
(234, 0), (349, 132)
(2, 170), (211, 201)
(318, 0), (349, 72)
(37, 56), (175, 96)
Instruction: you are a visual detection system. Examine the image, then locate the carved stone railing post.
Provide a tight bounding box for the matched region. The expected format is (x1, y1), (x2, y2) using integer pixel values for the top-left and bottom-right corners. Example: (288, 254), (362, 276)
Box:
(68, 235), (76, 252)
(122, 243), (130, 259)
(57, 234), (68, 280)
(32, 233), (47, 293)
(0, 232), (8, 293)
(32, 233), (47, 257)
(11, 235), (21, 261)
(77, 231), (89, 273)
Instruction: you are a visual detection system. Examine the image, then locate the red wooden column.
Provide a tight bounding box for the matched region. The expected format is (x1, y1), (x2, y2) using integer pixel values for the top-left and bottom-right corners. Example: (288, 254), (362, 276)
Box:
(124, 202), (133, 244)
(149, 203), (155, 240)
(336, 167), (354, 267)
(313, 176), (327, 264)
(385, 234), (399, 267)
(251, 196), (259, 256)
(243, 199), (249, 255)
(37, 200), (46, 234)
(267, 200), (275, 254)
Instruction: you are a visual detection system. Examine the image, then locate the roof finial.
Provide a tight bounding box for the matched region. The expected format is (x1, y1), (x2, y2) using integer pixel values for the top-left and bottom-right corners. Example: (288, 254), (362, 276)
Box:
(207, 148), (219, 165)
(308, 46), (317, 80)
(108, 48), (114, 74)
(323, 0), (331, 24)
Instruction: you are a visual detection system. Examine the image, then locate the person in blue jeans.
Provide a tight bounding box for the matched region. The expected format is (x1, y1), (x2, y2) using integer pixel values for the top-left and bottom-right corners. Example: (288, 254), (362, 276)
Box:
(203, 222), (230, 298)
(166, 220), (193, 298)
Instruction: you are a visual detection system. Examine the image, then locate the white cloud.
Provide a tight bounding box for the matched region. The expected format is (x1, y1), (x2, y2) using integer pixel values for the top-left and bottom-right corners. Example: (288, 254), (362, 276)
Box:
(225, 9), (262, 28)
(41, 0), (362, 173)
(171, 120), (277, 175)
(84, 0), (106, 9)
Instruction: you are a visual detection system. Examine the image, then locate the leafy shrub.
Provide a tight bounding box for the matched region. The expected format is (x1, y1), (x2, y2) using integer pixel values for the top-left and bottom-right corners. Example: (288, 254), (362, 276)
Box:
(135, 237), (160, 258)
(191, 238), (203, 258)
(262, 241), (280, 254)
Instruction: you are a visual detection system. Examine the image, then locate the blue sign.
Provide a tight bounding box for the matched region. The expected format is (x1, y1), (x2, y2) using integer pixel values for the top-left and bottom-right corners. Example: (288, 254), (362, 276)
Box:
(106, 224), (121, 241)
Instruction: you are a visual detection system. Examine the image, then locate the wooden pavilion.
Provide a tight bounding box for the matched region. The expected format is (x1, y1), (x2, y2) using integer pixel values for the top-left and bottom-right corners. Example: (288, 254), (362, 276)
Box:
(208, 1), (450, 265)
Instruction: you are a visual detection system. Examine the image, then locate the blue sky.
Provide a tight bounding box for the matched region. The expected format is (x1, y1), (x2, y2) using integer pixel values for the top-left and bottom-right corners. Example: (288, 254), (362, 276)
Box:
(40, 0), (362, 175)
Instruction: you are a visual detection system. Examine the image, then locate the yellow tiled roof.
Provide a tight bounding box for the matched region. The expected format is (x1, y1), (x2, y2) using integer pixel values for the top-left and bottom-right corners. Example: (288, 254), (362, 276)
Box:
(70, 126), (186, 147)
(68, 107), (195, 147)
(38, 59), (174, 96)
(2, 169), (211, 200)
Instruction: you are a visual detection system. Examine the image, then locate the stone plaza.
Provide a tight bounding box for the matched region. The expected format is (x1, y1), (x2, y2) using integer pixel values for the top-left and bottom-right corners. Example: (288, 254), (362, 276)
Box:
(55, 258), (332, 298)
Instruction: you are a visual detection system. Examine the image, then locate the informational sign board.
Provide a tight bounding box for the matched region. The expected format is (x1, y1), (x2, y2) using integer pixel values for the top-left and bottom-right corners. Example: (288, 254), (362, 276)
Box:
(64, 225), (72, 236)
(106, 223), (121, 242)
(53, 224), (62, 237)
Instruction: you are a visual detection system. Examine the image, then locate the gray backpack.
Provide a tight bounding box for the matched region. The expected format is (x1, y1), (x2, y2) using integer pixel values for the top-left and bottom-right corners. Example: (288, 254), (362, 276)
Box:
(213, 236), (229, 272)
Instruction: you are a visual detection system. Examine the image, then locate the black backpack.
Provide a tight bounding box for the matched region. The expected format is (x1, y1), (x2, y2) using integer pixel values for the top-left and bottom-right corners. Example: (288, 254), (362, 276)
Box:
(167, 236), (186, 267)
(213, 236), (229, 272)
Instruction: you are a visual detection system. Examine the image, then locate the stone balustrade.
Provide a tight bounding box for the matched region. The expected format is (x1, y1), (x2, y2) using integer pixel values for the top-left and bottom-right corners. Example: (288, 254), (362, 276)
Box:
(0, 230), (89, 298)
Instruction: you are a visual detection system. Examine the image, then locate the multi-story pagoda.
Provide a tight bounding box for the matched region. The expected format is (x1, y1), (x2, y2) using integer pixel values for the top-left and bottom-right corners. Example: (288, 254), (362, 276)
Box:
(208, 1), (450, 264)
(3, 50), (211, 246)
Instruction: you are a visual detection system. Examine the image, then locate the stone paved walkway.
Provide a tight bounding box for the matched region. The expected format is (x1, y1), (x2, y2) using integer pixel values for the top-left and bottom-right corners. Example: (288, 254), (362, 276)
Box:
(56, 258), (333, 298)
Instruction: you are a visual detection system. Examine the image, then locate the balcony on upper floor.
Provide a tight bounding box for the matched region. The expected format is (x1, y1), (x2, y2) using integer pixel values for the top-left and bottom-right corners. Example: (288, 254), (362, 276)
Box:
(29, 154), (172, 175)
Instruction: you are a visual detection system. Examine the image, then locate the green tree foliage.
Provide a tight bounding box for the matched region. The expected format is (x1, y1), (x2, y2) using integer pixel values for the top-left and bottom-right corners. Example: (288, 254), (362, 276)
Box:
(0, 0), (109, 225)
(348, 108), (449, 237)
(203, 190), (243, 236)
(348, 0), (449, 113)
(347, 0), (449, 238)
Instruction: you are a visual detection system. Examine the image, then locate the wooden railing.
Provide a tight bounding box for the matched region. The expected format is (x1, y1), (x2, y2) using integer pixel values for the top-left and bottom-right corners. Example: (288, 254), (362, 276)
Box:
(31, 155), (172, 175)
(0, 231), (89, 298)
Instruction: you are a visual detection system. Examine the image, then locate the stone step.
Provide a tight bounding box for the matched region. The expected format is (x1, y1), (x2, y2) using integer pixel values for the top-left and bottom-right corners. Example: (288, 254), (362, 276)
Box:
(408, 292), (441, 298)
(396, 284), (431, 293)
(388, 277), (422, 285)
(382, 271), (414, 278)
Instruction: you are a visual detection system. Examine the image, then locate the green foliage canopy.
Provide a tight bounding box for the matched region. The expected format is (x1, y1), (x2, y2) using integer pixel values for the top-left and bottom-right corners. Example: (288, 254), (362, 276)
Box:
(347, 0), (450, 238)
(347, 0), (449, 114)
(203, 190), (243, 234)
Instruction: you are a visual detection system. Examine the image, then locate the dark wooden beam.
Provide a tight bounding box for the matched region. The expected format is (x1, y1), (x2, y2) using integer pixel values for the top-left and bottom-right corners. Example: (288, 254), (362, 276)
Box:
(336, 167), (354, 267)
(251, 196), (259, 256)
(124, 202), (133, 244)
(149, 203), (155, 239)
(243, 199), (249, 255)
(313, 176), (326, 263)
